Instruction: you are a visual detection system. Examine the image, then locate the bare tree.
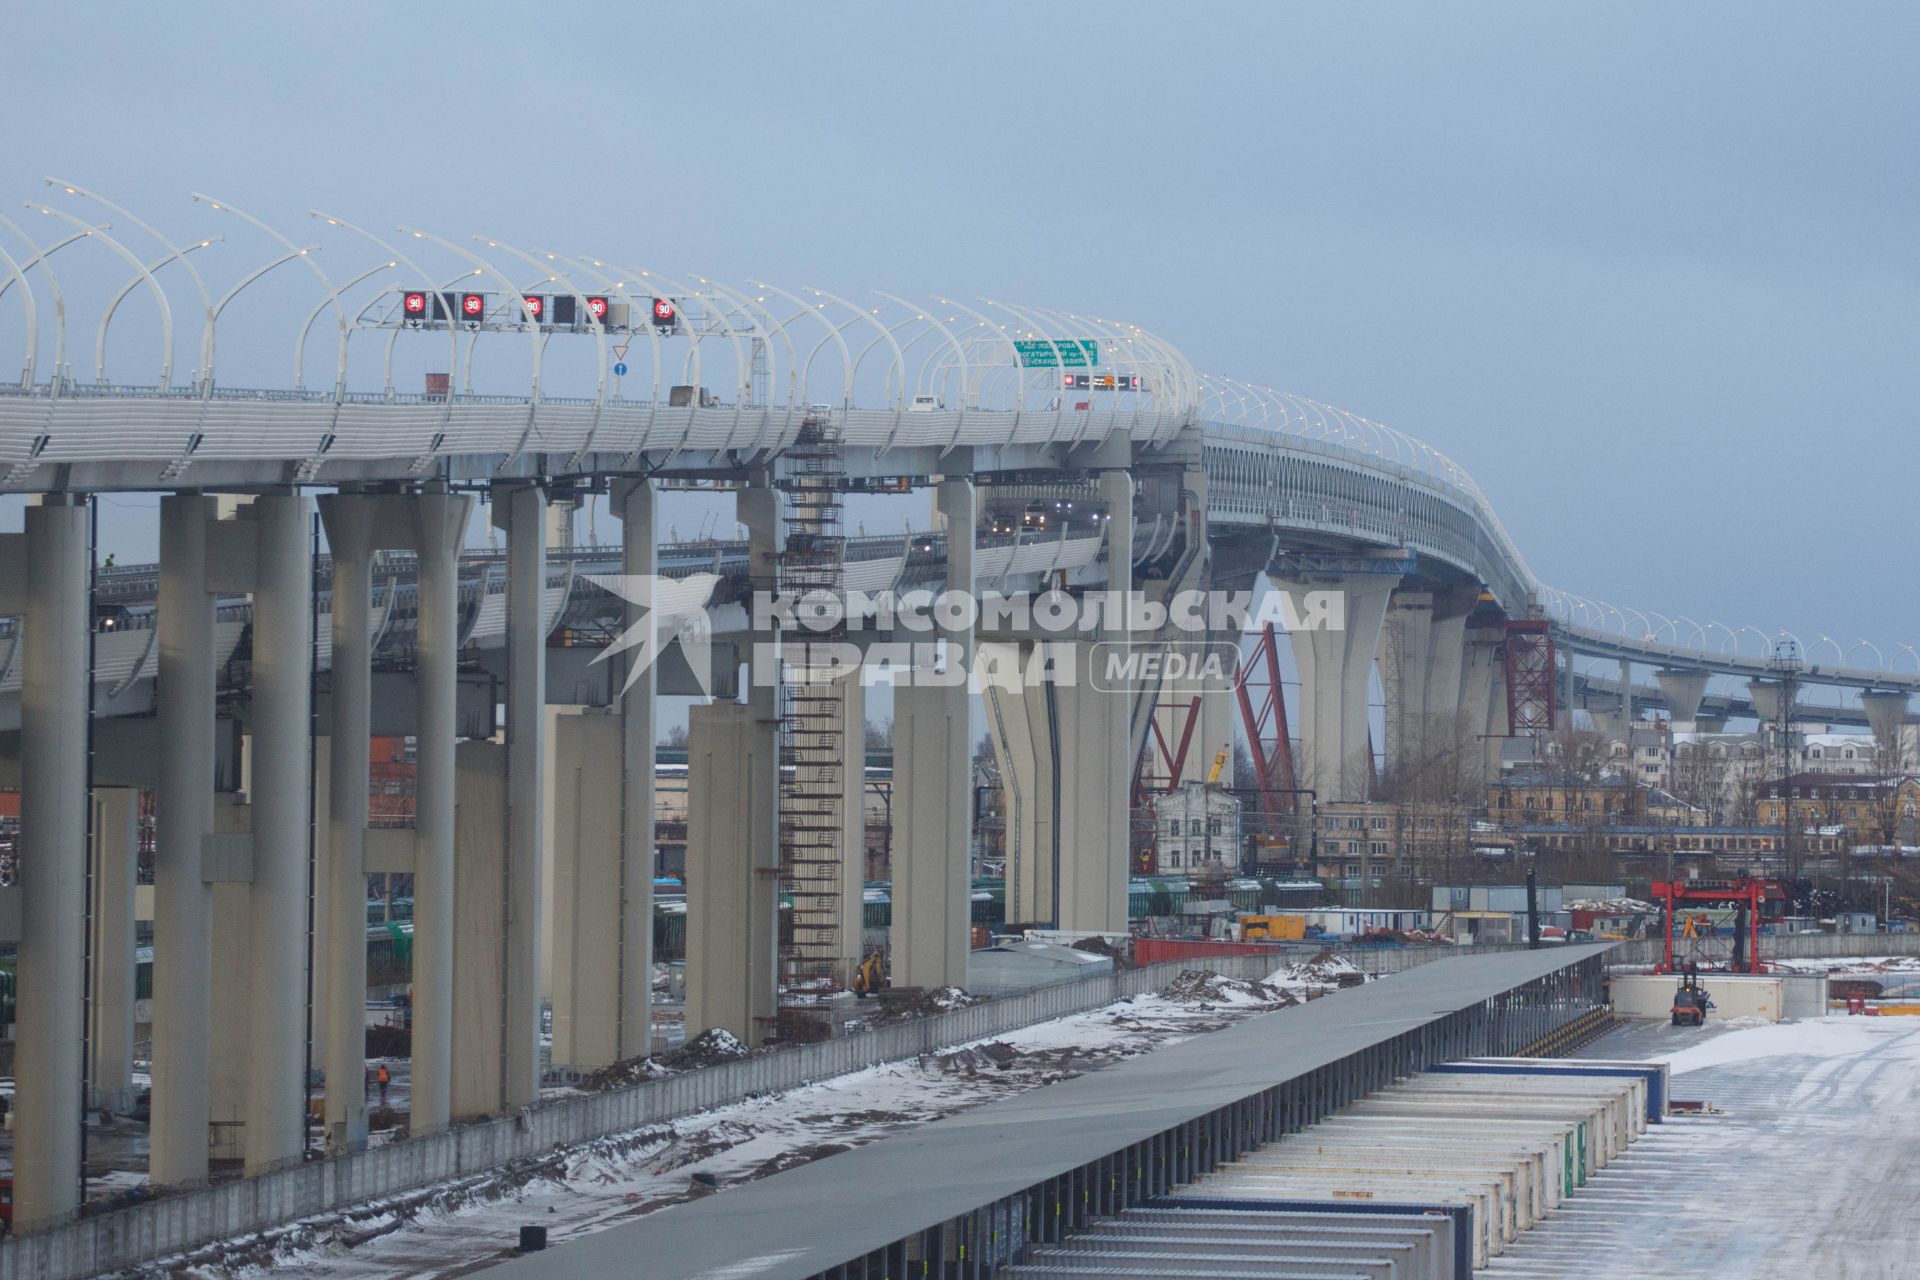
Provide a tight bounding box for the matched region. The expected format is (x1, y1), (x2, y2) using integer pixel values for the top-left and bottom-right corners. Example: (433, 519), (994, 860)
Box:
(1670, 740), (1735, 824)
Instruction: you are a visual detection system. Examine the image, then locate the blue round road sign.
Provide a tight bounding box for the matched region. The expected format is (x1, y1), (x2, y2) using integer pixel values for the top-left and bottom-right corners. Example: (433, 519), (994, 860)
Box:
(613, 361), (628, 377)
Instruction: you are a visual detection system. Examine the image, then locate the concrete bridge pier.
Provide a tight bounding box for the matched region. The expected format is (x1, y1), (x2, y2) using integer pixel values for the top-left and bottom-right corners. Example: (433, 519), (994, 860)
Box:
(1051, 643), (1134, 933)
(685, 698), (778, 1044)
(891, 477), (975, 989)
(87, 787), (140, 1113)
(1462, 627), (1507, 778)
(1657, 668), (1711, 728)
(1861, 690), (1910, 760)
(493, 483), (549, 1106)
(316, 494), (374, 1151)
(4, 497), (90, 1228)
(1055, 468), (1137, 934)
(1381, 588), (1474, 779)
(550, 708), (624, 1067)
(1381, 590), (1434, 777)
(550, 478), (670, 1066)
(243, 494), (315, 1175)
(150, 494), (218, 1187)
(1269, 571), (1395, 803)
(409, 487), (471, 1133)
(1748, 678), (1792, 727)
(982, 642), (1057, 927)
(614, 478), (658, 1058)
(1425, 596), (1470, 734)
(686, 481), (780, 1046)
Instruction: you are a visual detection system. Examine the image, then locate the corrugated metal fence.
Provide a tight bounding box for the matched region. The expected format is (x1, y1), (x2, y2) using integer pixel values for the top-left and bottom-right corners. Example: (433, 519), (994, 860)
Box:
(7, 932), (1915, 1279)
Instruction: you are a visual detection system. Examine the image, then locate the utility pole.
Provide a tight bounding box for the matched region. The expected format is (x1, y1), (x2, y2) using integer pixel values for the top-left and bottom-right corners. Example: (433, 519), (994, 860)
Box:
(1768, 640), (1803, 884)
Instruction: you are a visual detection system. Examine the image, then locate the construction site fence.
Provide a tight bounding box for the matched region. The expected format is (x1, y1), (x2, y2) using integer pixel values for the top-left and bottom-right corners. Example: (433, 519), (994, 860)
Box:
(1598, 929), (1920, 968)
(8, 932), (1915, 1279)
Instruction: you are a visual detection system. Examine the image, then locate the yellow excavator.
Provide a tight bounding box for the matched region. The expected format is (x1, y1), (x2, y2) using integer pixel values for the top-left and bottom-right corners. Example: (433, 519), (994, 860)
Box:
(851, 951), (886, 998)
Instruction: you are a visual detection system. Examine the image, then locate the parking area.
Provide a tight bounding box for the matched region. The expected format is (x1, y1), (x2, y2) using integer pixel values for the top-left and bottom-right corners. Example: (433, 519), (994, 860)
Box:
(1485, 1016), (1920, 1278)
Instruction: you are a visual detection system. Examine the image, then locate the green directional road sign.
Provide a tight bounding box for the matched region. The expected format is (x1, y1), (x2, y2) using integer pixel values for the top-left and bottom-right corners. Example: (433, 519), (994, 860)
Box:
(1012, 338), (1098, 368)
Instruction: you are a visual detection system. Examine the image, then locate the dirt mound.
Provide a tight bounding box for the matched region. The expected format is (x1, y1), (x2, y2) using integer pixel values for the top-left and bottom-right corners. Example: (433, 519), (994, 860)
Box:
(875, 986), (982, 1021)
(657, 1028), (751, 1070)
(927, 1041), (1019, 1074)
(1274, 949), (1368, 989)
(581, 1054), (675, 1091)
(1261, 949), (1371, 998)
(1159, 969), (1297, 1007)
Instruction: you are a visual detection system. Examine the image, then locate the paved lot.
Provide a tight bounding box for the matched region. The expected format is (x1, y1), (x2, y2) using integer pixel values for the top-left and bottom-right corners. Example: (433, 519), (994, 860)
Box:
(1485, 1015), (1920, 1279)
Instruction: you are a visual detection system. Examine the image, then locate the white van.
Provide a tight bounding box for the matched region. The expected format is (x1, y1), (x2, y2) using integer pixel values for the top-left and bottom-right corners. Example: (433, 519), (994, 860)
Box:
(908, 394), (942, 412)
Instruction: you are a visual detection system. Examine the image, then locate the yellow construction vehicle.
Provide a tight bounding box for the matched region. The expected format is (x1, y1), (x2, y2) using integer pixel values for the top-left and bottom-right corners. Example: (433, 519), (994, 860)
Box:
(851, 950), (886, 998)
(1238, 914), (1307, 942)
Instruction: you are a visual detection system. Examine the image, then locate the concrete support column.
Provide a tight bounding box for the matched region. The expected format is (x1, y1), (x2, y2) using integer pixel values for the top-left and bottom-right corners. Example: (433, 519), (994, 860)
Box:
(1748, 679), (1789, 726)
(1271, 572), (1395, 803)
(1381, 590), (1433, 778)
(891, 478), (974, 989)
(494, 483), (547, 1108)
(410, 488), (470, 1133)
(13, 498), (89, 1228)
(245, 494), (313, 1174)
(316, 495), (372, 1151)
(1618, 658), (1633, 729)
(550, 710), (622, 1068)
(1462, 628), (1506, 779)
(1199, 678), (1239, 785)
(1061, 469), (1135, 933)
(451, 742), (507, 1116)
(1053, 643), (1133, 933)
(87, 788), (139, 1111)
(612, 478), (657, 1058)
(1861, 690), (1910, 764)
(982, 643), (1056, 926)
(1424, 603), (1470, 739)
(1657, 668), (1711, 728)
(685, 700), (778, 1043)
(152, 494), (216, 1186)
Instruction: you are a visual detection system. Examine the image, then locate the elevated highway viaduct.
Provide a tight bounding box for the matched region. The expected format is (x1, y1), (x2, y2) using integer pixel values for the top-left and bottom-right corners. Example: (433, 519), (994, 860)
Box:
(0, 187), (1912, 1232)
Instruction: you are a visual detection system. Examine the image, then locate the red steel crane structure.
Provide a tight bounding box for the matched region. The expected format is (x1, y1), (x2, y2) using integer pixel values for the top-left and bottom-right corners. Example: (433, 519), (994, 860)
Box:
(1653, 877), (1786, 974)
(1503, 619), (1557, 735)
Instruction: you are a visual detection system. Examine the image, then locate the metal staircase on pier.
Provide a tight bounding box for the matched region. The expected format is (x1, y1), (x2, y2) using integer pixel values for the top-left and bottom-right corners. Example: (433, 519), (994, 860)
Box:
(773, 408), (850, 1038)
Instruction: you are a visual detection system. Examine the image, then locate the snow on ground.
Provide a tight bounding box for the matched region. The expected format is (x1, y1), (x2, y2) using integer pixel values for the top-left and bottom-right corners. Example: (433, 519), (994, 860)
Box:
(149, 970), (1342, 1280)
(1486, 1015), (1920, 1278)
(1769, 954), (1920, 975)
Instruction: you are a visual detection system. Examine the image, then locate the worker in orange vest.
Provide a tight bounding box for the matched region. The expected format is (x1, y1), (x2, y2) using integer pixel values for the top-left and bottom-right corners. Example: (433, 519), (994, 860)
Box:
(376, 1064), (391, 1106)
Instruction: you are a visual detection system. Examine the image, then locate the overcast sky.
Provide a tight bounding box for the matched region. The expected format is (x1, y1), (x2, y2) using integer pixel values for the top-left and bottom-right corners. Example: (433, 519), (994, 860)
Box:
(6, 2), (1917, 658)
